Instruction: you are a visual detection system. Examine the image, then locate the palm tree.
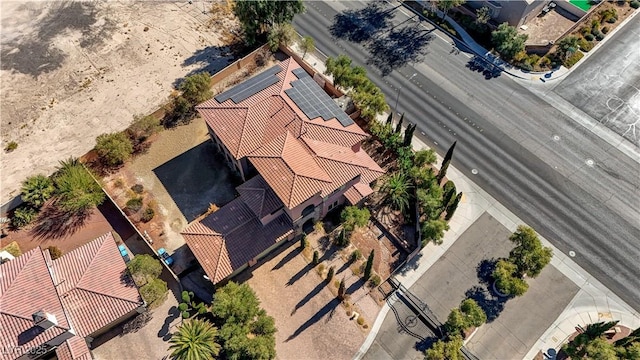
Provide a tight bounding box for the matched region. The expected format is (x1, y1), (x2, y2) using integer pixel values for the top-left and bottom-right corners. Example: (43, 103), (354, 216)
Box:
(382, 173), (412, 213)
(169, 318), (221, 360)
(21, 174), (55, 208)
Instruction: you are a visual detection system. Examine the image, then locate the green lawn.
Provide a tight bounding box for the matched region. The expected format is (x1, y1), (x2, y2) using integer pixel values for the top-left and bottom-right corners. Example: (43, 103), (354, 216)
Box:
(570, 0), (593, 11)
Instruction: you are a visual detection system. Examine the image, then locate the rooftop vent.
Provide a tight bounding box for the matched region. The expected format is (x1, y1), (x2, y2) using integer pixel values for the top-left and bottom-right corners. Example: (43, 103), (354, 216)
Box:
(32, 310), (58, 330)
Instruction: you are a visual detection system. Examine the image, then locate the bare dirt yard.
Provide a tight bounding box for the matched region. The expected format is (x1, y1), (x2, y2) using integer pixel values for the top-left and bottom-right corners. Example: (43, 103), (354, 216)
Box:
(1, 0), (238, 204)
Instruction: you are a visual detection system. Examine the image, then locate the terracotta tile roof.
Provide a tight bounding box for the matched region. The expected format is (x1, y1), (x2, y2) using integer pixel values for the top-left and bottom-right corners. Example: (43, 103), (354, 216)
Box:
(55, 336), (91, 360)
(49, 232), (143, 338)
(237, 175), (283, 219)
(183, 198), (293, 283)
(0, 248), (71, 360)
(344, 182), (374, 205)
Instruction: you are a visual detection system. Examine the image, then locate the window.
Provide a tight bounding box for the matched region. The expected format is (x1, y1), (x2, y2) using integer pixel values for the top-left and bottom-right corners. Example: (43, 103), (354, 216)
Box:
(328, 201), (339, 211)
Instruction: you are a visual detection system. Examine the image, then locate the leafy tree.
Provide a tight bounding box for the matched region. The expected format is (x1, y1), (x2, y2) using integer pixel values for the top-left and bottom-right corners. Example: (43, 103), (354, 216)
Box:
(140, 278), (168, 307)
(234, 0), (304, 45)
(556, 35), (580, 60)
(413, 149), (436, 168)
(267, 23), (295, 51)
(364, 250), (375, 280)
(403, 123), (417, 147)
(421, 219), (450, 246)
(341, 206), (370, 232)
(508, 225), (552, 278)
(492, 23), (528, 60)
(127, 254), (163, 286)
(437, 141), (456, 183)
(475, 6), (491, 25)
(424, 335), (464, 360)
(95, 132), (133, 166)
(444, 192), (462, 221)
(460, 299), (487, 328)
(300, 35), (315, 59)
(127, 114), (161, 148)
(584, 337), (618, 360)
(435, 0), (466, 20)
(444, 308), (467, 336)
(211, 282), (276, 360)
(616, 327), (640, 348)
(351, 80), (388, 120)
(169, 318), (221, 360)
(54, 158), (105, 213)
(21, 174), (55, 208)
(492, 259), (528, 296)
(619, 341), (640, 359)
(417, 179), (443, 220)
(382, 173), (412, 213)
(179, 72), (212, 105)
(164, 95), (193, 127)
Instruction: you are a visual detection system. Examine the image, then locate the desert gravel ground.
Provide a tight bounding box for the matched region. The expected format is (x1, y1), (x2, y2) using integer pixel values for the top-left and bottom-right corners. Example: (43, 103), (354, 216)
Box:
(1, 0), (236, 204)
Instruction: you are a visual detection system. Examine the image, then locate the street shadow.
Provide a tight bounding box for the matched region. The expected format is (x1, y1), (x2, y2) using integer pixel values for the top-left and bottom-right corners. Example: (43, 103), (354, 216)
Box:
(330, 3), (394, 43)
(465, 56), (502, 80)
(152, 141), (239, 222)
(292, 280), (327, 313)
(465, 285), (507, 323)
(367, 26), (433, 76)
(272, 247), (301, 271)
(158, 306), (180, 341)
(29, 202), (91, 240)
(476, 258), (498, 287)
(286, 298), (340, 341)
(415, 336), (440, 352)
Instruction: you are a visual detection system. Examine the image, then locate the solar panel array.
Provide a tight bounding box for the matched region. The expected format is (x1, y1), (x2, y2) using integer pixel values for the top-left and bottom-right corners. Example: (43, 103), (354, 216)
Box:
(215, 65), (282, 104)
(286, 70), (354, 127)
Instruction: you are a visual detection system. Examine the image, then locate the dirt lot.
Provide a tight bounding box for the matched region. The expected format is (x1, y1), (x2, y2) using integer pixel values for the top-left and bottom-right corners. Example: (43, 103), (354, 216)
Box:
(0, 0), (238, 204)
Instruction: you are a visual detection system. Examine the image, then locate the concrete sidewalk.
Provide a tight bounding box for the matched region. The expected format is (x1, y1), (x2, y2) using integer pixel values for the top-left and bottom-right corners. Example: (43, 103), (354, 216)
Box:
(286, 38), (640, 360)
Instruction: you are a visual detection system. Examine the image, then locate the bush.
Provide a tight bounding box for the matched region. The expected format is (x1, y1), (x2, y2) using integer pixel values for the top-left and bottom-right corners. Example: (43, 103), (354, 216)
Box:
(95, 132), (133, 166)
(584, 33), (595, 41)
(54, 158), (106, 213)
(632, 0), (640, 9)
(605, 17), (616, 24)
(518, 62), (533, 71)
(351, 249), (362, 262)
(11, 206), (38, 229)
(1, 242), (22, 257)
(127, 114), (161, 145)
(595, 31), (605, 41)
(578, 39), (594, 52)
(131, 184), (144, 194)
(141, 207), (155, 222)
(127, 254), (163, 286)
(357, 316), (365, 326)
(5, 141), (18, 152)
(368, 274), (381, 287)
(539, 56), (552, 68)
(178, 303), (188, 312)
(181, 311), (190, 319)
(564, 51), (585, 68)
(45, 246), (63, 260)
(126, 197), (143, 213)
(139, 278), (168, 308)
(602, 26), (610, 34)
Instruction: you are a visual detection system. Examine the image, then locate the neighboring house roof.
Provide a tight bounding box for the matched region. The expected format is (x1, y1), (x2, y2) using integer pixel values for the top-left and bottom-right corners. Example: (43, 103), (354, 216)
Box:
(182, 197), (293, 283)
(0, 232), (142, 360)
(236, 175), (283, 219)
(49, 232), (143, 338)
(199, 58), (384, 210)
(0, 249), (71, 360)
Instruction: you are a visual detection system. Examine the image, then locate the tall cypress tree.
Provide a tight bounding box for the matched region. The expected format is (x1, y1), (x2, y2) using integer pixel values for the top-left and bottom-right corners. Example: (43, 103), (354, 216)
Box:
(442, 187), (457, 211)
(437, 141), (457, 183)
(403, 123), (416, 147)
(385, 112), (394, 125)
(364, 249), (375, 280)
(338, 278), (346, 300)
(444, 192), (462, 221)
(395, 113), (405, 133)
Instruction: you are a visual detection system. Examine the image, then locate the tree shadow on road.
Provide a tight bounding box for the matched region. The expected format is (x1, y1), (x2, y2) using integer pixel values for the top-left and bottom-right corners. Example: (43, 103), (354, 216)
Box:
(330, 3), (394, 44)
(286, 298), (340, 342)
(367, 26), (434, 76)
(465, 285), (507, 323)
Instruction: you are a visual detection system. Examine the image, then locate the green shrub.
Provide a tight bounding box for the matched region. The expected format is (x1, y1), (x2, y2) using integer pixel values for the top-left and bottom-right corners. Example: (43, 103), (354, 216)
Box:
(519, 62), (533, 71)
(45, 246), (63, 260)
(526, 54), (540, 66)
(1, 242), (22, 257)
(579, 26), (591, 36)
(178, 303), (188, 312)
(578, 39), (594, 52)
(539, 56), (552, 68)
(141, 207), (155, 222)
(368, 274), (381, 287)
(5, 141), (18, 152)
(131, 184), (144, 194)
(595, 32), (605, 41)
(139, 278), (168, 308)
(126, 197), (143, 213)
(584, 33), (595, 41)
(351, 249), (362, 262)
(11, 206), (38, 229)
(564, 51), (584, 68)
(632, 0), (640, 9)
(181, 311), (190, 319)
(602, 26), (610, 34)
(590, 19), (600, 32)
(95, 132), (133, 166)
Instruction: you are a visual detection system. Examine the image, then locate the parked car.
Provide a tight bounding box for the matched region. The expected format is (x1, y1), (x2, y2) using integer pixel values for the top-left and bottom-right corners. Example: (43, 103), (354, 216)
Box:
(118, 244), (130, 263)
(158, 247), (174, 266)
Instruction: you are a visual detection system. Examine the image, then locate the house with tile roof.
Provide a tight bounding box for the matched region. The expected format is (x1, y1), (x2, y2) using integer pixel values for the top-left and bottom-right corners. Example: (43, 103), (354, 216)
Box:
(183, 57), (385, 284)
(0, 232), (144, 360)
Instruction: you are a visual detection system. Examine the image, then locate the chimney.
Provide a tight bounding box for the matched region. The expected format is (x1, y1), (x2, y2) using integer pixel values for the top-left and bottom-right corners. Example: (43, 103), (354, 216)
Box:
(32, 310), (58, 330)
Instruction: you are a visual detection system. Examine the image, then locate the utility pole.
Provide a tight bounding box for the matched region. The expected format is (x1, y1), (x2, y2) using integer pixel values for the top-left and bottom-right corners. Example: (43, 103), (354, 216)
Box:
(394, 72), (417, 118)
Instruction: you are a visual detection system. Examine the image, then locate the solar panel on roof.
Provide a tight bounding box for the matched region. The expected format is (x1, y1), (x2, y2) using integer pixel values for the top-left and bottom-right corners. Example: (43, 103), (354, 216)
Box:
(215, 65), (282, 103)
(284, 75), (354, 127)
(292, 68), (308, 78)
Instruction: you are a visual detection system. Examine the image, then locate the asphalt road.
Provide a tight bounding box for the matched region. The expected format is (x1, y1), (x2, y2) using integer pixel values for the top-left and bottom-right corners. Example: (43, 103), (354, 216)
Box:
(293, 1), (640, 311)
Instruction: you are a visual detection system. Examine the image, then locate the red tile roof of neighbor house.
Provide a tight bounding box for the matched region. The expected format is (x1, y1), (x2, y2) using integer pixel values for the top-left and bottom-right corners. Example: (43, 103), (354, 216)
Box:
(182, 197), (294, 284)
(0, 232), (142, 360)
(197, 57), (384, 209)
